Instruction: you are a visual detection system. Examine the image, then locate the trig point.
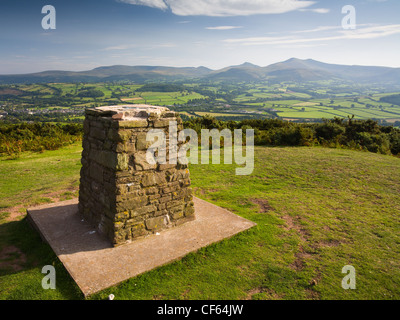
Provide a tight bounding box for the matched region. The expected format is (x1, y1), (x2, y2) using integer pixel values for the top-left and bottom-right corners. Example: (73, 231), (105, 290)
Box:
(27, 104), (256, 296)
(78, 105), (195, 246)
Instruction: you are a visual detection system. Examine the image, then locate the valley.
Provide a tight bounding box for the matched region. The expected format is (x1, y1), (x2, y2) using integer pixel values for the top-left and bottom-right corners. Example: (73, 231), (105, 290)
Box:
(1, 80), (400, 126)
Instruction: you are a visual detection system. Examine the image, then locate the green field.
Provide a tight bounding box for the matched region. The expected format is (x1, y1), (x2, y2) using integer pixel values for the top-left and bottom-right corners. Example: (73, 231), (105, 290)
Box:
(129, 91), (206, 106)
(272, 102), (400, 120)
(2, 83), (400, 124)
(1, 143), (399, 300)
(195, 112), (249, 118)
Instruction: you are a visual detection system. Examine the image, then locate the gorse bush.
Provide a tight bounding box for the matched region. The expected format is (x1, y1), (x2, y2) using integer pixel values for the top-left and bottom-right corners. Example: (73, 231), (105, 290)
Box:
(0, 123), (83, 158)
(184, 115), (400, 156)
(315, 122), (346, 141)
(389, 131), (400, 155)
(354, 132), (391, 154)
(1, 116), (399, 159)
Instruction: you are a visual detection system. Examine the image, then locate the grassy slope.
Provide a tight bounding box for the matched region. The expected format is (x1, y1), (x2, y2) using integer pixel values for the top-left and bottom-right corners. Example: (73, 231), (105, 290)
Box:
(0, 144), (399, 300)
(0, 144), (82, 210)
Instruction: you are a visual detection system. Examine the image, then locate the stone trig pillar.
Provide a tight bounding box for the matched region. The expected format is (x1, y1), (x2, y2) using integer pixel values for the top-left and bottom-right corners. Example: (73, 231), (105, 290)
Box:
(78, 105), (195, 246)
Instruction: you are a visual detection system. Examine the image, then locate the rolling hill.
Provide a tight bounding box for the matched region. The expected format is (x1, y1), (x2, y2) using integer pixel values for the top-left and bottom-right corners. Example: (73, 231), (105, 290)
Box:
(262, 58), (400, 83)
(1, 58), (400, 85)
(0, 65), (213, 84)
(1, 143), (400, 299)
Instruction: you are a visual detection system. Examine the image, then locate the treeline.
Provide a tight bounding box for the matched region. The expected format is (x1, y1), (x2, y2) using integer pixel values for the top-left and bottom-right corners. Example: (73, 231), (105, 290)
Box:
(0, 123), (83, 158)
(380, 94), (400, 106)
(136, 84), (185, 92)
(184, 116), (400, 156)
(77, 88), (105, 98)
(3, 111), (84, 124)
(2, 117), (400, 159)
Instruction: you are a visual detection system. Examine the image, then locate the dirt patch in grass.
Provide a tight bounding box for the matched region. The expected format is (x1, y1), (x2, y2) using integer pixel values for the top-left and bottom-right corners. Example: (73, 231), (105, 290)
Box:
(305, 288), (321, 300)
(180, 288), (191, 299)
(281, 214), (344, 272)
(251, 198), (274, 213)
(281, 214), (343, 272)
(246, 288), (284, 300)
(192, 187), (221, 196)
(291, 250), (315, 271)
(1, 206), (28, 222)
(0, 245), (27, 272)
(0, 187), (79, 222)
(2, 207), (32, 222)
(318, 239), (341, 248)
(246, 287), (262, 298)
(193, 187), (206, 196)
(291, 254), (305, 271)
(278, 215), (317, 271)
(281, 215), (309, 242)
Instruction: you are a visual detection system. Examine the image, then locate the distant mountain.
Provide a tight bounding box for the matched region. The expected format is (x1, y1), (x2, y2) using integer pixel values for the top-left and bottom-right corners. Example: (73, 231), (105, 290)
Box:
(0, 65), (213, 84)
(205, 58), (400, 84)
(205, 58), (400, 83)
(206, 62), (265, 82)
(1, 58), (400, 85)
(262, 58), (338, 82)
(262, 58), (400, 83)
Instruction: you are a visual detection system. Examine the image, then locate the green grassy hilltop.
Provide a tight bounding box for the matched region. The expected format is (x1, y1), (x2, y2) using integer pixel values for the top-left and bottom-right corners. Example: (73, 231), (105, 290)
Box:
(0, 144), (399, 300)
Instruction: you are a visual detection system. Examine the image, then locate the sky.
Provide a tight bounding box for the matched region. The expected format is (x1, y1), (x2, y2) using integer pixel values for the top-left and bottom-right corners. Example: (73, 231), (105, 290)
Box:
(0, 0), (400, 74)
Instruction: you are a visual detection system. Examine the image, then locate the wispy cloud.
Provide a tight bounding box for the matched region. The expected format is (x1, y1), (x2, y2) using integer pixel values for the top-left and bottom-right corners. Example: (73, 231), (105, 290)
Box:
(153, 43), (176, 48)
(206, 26), (243, 30)
(298, 8), (330, 14)
(292, 26), (342, 34)
(118, 0), (168, 10)
(101, 44), (136, 51)
(72, 56), (92, 59)
(277, 43), (328, 49)
(223, 24), (400, 46)
(292, 24), (377, 34)
(118, 0), (316, 16)
(101, 43), (176, 51)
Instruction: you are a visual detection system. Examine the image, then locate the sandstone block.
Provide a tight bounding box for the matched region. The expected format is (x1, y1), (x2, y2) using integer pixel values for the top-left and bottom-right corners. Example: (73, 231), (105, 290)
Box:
(119, 120), (149, 128)
(145, 216), (168, 231)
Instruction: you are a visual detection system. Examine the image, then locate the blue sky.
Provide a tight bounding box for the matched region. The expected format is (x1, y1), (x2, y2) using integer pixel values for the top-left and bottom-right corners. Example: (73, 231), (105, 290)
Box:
(1, 0), (400, 74)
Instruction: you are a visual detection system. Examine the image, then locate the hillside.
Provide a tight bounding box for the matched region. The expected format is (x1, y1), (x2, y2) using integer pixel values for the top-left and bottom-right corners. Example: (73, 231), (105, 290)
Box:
(0, 144), (399, 300)
(2, 58), (400, 85)
(263, 58), (400, 83)
(0, 65), (213, 84)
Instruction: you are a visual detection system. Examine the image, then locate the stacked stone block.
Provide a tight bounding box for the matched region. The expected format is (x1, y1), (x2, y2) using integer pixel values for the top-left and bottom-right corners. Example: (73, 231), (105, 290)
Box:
(78, 105), (195, 246)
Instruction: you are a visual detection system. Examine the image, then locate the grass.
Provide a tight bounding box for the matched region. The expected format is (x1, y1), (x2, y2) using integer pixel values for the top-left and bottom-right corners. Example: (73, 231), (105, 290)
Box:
(0, 143), (82, 209)
(0, 144), (399, 300)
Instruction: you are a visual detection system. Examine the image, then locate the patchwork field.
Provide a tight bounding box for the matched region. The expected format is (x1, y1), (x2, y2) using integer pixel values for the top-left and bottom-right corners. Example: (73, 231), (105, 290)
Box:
(1, 82), (400, 124)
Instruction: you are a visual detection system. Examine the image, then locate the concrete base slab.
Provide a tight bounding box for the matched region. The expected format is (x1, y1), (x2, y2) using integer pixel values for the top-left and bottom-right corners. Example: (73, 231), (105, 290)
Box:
(27, 197), (256, 297)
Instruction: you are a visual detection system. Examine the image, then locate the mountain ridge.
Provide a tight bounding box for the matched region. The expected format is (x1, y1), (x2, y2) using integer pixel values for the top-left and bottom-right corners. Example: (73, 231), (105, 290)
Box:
(1, 58), (400, 84)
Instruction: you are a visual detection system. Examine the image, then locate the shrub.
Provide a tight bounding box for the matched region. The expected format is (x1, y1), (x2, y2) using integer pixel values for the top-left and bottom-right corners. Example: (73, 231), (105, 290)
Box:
(389, 131), (400, 155)
(355, 132), (391, 154)
(315, 122), (345, 141)
(0, 123), (82, 158)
